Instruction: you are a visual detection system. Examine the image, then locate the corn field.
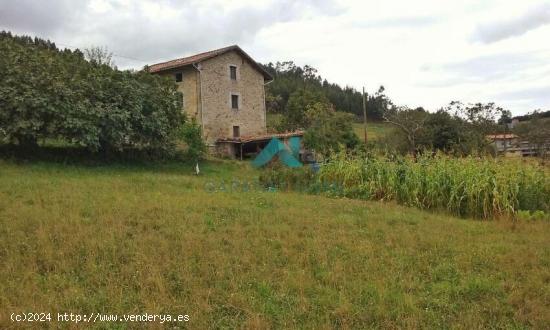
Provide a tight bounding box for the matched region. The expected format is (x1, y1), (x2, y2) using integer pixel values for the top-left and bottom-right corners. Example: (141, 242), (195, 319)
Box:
(316, 152), (549, 219)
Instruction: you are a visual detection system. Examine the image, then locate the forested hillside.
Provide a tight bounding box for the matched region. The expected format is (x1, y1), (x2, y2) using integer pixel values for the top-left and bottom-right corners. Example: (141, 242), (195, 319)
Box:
(262, 61), (390, 121)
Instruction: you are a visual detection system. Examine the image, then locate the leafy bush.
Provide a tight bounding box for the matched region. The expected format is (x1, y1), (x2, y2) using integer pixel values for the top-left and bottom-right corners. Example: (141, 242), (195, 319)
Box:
(279, 89), (328, 131)
(303, 102), (359, 157)
(180, 119), (206, 162)
(0, 31), (184, 156)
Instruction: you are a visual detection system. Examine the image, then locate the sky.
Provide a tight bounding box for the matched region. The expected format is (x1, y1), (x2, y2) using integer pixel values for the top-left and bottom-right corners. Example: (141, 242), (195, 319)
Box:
(1, 0), (549, 115)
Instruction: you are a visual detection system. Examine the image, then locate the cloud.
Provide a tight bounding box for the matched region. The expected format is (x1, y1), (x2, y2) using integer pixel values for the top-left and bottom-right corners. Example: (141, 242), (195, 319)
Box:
(421, 51), (548, 84)
(352, 16), (438, 29)
(0, 0), (342, 67)
(473, 3), (550, 43)
(491, 85), (550, 112)
(496, 85), (550, 104)
(0, 0), (89, 34)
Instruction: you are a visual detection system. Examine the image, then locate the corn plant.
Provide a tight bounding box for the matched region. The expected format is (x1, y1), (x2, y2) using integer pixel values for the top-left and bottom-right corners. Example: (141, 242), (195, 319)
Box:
(316, 151), (549, 219)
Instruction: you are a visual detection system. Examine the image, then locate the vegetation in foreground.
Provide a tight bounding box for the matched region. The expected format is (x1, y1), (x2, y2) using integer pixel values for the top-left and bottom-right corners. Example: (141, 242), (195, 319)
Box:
(261, 152), (550, 220)
(1, 159), (550, 328)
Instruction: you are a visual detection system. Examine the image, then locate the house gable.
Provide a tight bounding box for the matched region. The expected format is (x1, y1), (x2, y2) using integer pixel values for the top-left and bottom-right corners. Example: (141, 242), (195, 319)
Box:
(147, 45), (272, 82)
(199, 50), (267, 145)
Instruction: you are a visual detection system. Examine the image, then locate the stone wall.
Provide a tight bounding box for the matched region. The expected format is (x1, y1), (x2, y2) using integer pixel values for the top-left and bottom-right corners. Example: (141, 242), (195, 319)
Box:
(198, 50), (267, 145)
(158, 66), (199, 119)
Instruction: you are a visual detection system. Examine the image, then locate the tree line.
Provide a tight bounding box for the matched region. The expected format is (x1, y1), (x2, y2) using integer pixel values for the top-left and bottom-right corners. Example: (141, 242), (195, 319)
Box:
(262, 61), (390, 121)
(0, 31), (204, 160)
(1, 31), (546, 161)
(262, 61), (549, 159)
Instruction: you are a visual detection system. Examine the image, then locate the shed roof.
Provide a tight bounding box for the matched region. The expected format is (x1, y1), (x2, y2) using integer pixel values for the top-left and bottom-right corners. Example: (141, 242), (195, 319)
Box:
(147, 45), (273, 81)
(486, 134), (518, 140)
(217, 131), (304, 144)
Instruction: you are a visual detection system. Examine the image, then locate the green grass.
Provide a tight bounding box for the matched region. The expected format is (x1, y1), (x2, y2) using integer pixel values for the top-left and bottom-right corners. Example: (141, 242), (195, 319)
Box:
(266, 113), (284, 133)
(267, 112), (392, 141)
(1, 158), (550, 328)
(352, 122), (393, 142)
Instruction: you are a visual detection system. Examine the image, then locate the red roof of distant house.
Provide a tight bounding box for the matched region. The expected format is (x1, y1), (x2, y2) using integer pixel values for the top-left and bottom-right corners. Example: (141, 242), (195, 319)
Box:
(486, 134), (518, 140)
(218, 131), (304, 144)
(147, 45), (273, 81)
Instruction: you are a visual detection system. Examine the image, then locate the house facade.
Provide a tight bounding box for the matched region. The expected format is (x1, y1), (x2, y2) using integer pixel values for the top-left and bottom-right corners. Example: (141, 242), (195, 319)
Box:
(486, 134), (541, 157)
(148, 45), (273, 157)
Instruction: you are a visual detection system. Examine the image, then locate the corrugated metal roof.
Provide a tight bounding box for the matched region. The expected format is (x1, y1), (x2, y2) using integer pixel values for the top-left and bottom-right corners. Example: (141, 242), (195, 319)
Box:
(486, 134), (518, 140)
(217, 131), (304, 144)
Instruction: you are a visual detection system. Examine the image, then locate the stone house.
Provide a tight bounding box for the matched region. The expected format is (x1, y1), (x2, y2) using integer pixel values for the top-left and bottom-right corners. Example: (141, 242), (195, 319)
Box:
(148, 45), (280, 158)
(486, 133), (540, 157)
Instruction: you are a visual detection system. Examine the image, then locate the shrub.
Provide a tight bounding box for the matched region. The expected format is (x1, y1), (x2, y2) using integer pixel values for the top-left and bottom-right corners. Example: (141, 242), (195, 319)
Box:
(180, 119), (207, 162)
(303, 102), (359, 157)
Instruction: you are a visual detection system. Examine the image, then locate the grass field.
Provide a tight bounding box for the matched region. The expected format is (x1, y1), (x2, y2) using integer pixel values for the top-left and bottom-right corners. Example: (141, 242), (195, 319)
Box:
(1, 158), (550, 328)
(352, 122), (393, 142)
(267, 112), (392, 142)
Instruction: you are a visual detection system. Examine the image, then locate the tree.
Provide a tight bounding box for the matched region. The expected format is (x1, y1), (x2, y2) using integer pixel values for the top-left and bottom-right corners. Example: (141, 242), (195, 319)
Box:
(512, 109), (550, 122)
(0, 31), (184, 156)
(180, 119), (207, 163)
(262, 61), (391, 120)
(444, 101), (503, 153)
(265, 91), (284, 113)
(281, 89), (328, 131)
(84, 46), (116, 69)
(514, 113), (550, 164)
(498, 109), (512, 125)
(417, 110), (464, 152)
(303, 102), (359, 158)
(383, 106), (429, 157)
(366, 86), (392, 121)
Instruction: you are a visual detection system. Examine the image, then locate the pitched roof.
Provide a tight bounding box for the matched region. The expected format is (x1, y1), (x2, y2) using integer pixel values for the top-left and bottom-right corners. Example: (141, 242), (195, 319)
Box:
(147, 45), (273, 81)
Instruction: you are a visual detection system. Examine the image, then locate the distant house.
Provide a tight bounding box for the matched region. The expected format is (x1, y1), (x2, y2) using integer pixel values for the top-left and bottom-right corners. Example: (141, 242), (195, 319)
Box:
(487, 134), (518, 154)
(148, 45), (299, 158)
(486, 134), (538, 157)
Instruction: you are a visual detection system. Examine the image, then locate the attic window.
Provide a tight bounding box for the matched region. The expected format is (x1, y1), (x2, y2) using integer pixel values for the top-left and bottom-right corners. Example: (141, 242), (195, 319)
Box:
(229, 65), (237, 80)
(175, 72), (183, 82)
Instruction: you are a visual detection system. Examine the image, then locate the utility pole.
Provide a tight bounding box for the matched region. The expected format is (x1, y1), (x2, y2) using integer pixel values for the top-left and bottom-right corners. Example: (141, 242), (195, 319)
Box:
(362, 87), (368, 144)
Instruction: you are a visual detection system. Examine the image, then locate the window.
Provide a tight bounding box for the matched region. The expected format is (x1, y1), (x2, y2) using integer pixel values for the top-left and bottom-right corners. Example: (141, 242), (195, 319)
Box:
(175, 72), (183, 82)
(231, 94), (239, 109)
(229, 65), (237, 80)
(233, 126), (240, 138)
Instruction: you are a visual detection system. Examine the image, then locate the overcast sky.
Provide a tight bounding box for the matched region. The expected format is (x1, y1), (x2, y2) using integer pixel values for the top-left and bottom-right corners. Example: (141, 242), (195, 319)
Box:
(1, 0), (549, 115)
